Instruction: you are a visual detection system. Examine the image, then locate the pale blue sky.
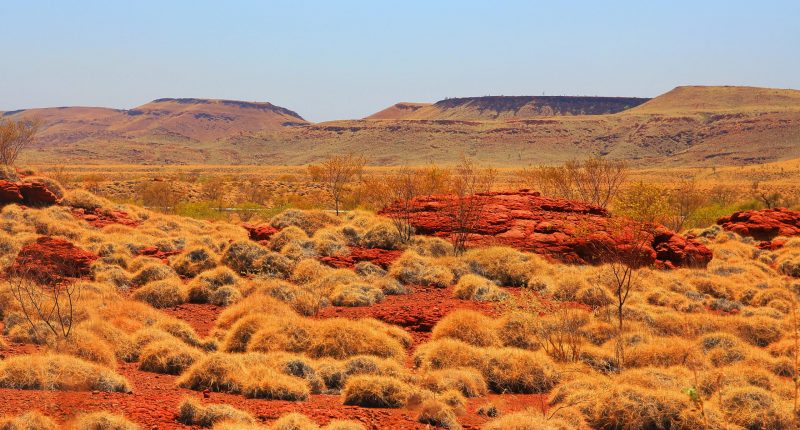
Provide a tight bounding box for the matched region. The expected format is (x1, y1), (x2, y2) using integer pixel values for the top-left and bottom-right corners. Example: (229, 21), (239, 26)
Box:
(1, 0), (798, 121)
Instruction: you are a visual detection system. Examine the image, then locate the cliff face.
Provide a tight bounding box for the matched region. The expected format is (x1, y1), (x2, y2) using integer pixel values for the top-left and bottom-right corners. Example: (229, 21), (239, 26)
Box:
(427, 96), (650, 119)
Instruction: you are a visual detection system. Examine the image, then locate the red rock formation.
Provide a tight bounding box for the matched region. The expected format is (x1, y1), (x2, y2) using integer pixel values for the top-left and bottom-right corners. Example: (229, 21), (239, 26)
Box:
(9, 236), (98, 284)
(138, 246), (181, 264)
(380, 190), (712, 268)
(18, 182), (59, 206)
(72, 208), (139, 228)
(243, 224), (279, 242)
(0, 180), (23, 204)
(319, 246), (403, 269)
(717, 208), (800, 241)
(0, 180), (61, 207)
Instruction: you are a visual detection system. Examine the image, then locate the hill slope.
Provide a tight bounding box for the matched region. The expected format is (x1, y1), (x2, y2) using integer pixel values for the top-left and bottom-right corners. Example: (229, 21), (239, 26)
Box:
(366, 96), (649, 120)
(8, 86), (800, 166)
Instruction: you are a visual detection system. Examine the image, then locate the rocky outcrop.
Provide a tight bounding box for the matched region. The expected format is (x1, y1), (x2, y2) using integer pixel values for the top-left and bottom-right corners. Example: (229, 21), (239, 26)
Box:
(72, 208), (139, 228)
(9, 236), (98, 284)
(0, 181), (23, 204)
(319, 247), (403, 269)
(717, 208), (800, 241)
(380, 190), (712, 268)
(0, 180), (59, 206)
(243, 224), (279, 242)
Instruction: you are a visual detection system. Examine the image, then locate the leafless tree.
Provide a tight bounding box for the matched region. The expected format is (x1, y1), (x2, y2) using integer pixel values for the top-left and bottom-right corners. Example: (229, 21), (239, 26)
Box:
(447, 156), (496, 255)
(382, 167), (422, 243)
(8, 265), (82, 341)
(308, 154), (367, 215)
(666, 178), (705, 232)
(519, 158), (627, 209)
(0, 118), (40, 166)
(751, 180), (784, 209)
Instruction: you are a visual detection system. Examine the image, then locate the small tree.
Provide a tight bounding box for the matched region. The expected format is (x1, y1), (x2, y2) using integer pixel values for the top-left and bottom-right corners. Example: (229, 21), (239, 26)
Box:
(8, 263), (82, 341)
(0, 118), (40, 166)
(751, 180), (783, 209)
(383, 167), (422, 243)
(592, 182), (668, 370)
(202, 176), (228, 210)
(308, 154), (367, 215)
(447, 156), (496, 255)
(519, 157), (627, 209)
(666, 178), (705, 232)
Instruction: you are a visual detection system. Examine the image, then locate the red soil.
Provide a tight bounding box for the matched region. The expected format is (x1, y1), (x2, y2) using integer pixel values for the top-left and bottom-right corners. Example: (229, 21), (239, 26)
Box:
(380, 190), (713, 268)
(718, 207), (800, 241)
(160, 303), (221, 337)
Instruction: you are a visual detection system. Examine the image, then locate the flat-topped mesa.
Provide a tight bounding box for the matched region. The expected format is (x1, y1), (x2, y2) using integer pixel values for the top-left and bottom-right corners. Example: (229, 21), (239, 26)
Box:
(380, 190), (712, 268)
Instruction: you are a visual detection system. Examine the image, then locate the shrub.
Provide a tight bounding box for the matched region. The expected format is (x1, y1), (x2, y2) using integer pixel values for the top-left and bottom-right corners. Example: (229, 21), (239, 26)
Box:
(0, 411), (57, 430)
(258, 252), (295, 279)
(177, 397), (255, 427)
(70, 412), (140, 430)
(417, 399), (461, 429)
(139, 339), (204, 375)
(291, 258), (332, 285)
(588, 383), (712, 430)
(360, 222), (403, 250)
(342, 375), (410, 408)
(0, 354), (130, 392)
(409, 236), (453, 257)
(312, 228), (349, 256)
(389, 251), (453, 287)
(431, 310), (500, 347)
(329, 283), (384, 307)
(131, 279), (187, 308)
(452, 274), (509, 302)
(497, 311), (540, 350)
(484, 349), (560, 394)
(173, 247), (218, 278)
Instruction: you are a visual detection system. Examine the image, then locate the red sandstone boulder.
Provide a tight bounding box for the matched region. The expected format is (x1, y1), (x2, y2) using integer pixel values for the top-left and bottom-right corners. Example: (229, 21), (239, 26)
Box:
(19, 182), (59, 206)
(717, 208), (800, 241)
(320, 246), (403, 269)
(380, 190), (712, 268)
(243, 224), (279, 242)
(9, 236), (98, 284)
(72, 208), (139, 228)
(0, 181), (23, 204)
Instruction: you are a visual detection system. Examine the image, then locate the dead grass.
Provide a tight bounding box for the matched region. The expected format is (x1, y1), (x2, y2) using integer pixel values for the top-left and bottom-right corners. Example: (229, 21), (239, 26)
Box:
(0, 411), (57, 430)
(69, 412), (140, 430)
(0, 354), (130, 392)
(341, 375), (411, 408)
(139, 339), (204, 374)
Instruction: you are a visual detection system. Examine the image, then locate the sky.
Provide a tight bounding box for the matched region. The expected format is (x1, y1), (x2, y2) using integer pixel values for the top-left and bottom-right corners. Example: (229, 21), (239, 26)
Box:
(1, 0), (798, 122)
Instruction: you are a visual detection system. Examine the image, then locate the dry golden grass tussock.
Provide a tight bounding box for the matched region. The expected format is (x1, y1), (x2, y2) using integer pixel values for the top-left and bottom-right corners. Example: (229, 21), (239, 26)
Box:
(69, 412), (140, 430)
(177, 397), (255, 427)
(270, 209), (341, 235)
(389, 251), (453, 288)
(130, 262), (180, 286)
(187, 266), (242, 306)
(452, 274), (509, 302)
(485, 348), (560, 394)
(172, 247), (219, 278)
(462, 247), (546, 287)
(431, 309), (501, 347)
(62, 189), (112, 211)
(420, 368), (488, 397)
(214, 294), (297, 333)
(0, 354), (130, 392)
(290, 258), (333, 285)
(0, 411), (58, 430)
(131, 278), (187, 308)
(413, 338), (488, 372)
(139, 338), (204, 374)
(416, 399), (461, 429)
(481, 409), (582, 430)
(341, 375), (411, 408)
(269, 413), (319, 430)
(329, 282), (384, 307)
(308, 318), (406, 361)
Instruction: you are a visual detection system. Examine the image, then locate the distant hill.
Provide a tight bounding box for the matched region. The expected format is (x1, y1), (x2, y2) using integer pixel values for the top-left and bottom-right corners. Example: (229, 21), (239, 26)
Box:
(3, 98), (307, 143)
(8, 86), (800, 167)
(366, 96), (649, 120)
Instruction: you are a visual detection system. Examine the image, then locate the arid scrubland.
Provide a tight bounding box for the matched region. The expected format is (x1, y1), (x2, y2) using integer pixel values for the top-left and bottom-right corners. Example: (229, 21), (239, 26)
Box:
(1, 160), (800, 429)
